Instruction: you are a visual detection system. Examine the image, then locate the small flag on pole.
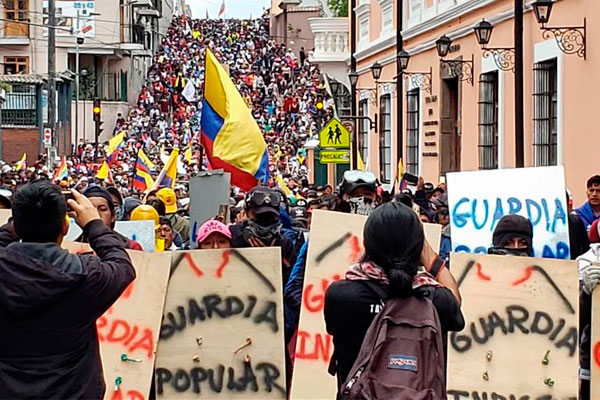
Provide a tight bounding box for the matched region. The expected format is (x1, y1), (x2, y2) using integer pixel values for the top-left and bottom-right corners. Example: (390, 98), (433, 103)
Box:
(218, 0), (225, 17)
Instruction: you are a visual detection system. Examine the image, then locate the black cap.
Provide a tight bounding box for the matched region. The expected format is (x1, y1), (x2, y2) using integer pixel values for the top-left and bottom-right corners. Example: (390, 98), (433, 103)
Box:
(290, 206), (308, 220)
(106, 186), (123, 206)
(423, 182), (435, 192)
(247, 187), (280, 216)
(492, 215), (533, 255)
(83, 186), (115, 212)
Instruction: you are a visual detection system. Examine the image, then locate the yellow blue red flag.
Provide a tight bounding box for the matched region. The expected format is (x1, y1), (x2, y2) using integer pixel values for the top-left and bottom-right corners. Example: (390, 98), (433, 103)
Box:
(153, 148), (179, 190)
(200, 49), (269, 191)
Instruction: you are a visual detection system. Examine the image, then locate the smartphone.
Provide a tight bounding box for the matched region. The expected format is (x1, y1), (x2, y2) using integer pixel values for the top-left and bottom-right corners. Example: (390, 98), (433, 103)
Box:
(218, 204), (230, 224)
(402, 172), (419, 186)
(62, 191), (74, 211)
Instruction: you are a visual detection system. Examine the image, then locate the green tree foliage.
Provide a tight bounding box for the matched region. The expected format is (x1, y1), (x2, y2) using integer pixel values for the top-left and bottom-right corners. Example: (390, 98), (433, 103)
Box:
(329, 0), (348, 17)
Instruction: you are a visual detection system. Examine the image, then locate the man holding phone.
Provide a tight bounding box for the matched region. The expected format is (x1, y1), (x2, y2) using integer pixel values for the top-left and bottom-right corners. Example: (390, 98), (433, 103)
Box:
(0, 180), (135, 399)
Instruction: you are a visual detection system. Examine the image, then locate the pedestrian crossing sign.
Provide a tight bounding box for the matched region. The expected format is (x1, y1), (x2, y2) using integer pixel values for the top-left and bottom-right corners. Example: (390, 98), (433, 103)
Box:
(319, 118), (350, 148)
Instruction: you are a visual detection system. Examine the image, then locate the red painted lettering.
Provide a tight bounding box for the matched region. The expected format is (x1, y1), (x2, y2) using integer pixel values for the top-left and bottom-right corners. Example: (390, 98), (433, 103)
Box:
(110, 389), (145, 400)
(128, 328), (154, 359)
(295, 330), (332, 363)
(107, 319), (131, 342)
(97, 316), (107, 341)
(183, 252), (204, 277)
(594, 341), (600, 368)
(121, 281), (136, 299)
(302, 275), (341, 313)
(216, 250), (231, 278)
(348, 234), (362, 263)
(97, 316), (155, 359)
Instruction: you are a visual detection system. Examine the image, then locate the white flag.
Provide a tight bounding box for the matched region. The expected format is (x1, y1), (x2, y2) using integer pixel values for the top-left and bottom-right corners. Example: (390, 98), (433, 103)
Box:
(182, 80), (196, 103)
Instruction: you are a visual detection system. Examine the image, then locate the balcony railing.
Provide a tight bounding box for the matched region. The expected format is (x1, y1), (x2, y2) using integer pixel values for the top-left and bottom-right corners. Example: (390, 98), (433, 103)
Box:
(308, 17), (349, 63)
(1, 18), (30, 40)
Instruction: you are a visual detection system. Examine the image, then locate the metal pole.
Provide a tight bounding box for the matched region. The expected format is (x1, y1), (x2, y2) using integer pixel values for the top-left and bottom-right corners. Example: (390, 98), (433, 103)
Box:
(75, 9), (80, 156)
(47, 0), (56, 168)
(514, 0), (524, 167)
(283, 9), (288, 47)
(396, 0), (403, 174)
(83, 84), (86, 144)
(350, 0), (357, 169)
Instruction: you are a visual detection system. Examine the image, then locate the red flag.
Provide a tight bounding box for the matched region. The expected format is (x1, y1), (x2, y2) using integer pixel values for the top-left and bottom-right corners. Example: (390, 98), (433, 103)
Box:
(218, 0), (225, 17)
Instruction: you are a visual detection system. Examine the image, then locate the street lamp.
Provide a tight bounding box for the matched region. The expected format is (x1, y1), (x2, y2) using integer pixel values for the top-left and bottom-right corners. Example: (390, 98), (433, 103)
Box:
(531, 0), (586, 59)
(348, 71), (359, 88)
(370, 61), (383, 81)
(435, 35), (452, 58)
(532, 0), (553, 26)
(474, 20), (493, 47)
(435, 35), (473, 85)
(396, 50), (410, 72)
(474, 19), (515, 72)
(396, 50), (432, 94)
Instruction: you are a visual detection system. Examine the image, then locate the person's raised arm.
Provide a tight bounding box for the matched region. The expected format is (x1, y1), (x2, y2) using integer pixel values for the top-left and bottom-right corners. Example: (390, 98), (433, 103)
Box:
(420, 238), (461, 304)
(68, 190), (135, 315)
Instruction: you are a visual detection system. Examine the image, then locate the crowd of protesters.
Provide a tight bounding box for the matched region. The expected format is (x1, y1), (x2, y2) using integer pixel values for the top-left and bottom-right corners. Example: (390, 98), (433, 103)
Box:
(1, 10), (600, 400)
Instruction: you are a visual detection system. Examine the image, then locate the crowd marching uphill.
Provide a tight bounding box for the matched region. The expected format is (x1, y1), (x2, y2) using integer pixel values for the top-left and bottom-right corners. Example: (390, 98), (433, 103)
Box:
(0, 14), (326, 205)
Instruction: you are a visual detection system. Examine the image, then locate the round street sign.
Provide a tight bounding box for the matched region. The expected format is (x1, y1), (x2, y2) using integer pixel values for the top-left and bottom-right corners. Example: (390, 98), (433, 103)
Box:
(342, 121), (354, 134)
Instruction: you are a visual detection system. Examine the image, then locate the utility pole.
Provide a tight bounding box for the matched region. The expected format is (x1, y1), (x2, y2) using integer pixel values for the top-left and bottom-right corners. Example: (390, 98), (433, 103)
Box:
(514, 0), (524, 167)
(75, 9), (82, 156)
(350, 0), (357, 169)
(47, 0), (57, 169)
(396, 0), (403, 173)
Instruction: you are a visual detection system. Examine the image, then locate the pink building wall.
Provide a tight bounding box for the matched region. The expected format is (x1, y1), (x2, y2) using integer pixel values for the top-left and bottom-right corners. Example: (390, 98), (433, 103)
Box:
(354, 0), (598, 205)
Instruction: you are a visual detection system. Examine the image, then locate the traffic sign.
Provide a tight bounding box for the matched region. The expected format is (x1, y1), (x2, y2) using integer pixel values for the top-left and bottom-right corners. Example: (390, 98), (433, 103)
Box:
(43, 128), (52, 148)
(342, 120), (354, 134)
(320, 149), (350, 164)
(319, 118), (350, 148)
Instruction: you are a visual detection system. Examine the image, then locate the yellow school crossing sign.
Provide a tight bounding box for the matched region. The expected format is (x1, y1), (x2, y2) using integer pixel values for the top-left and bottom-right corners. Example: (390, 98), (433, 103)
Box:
(319, 118), (350, 149)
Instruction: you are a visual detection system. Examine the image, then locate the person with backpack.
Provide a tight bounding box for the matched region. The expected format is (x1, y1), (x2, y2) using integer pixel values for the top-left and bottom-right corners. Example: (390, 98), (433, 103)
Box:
(324, 201), (464, 399)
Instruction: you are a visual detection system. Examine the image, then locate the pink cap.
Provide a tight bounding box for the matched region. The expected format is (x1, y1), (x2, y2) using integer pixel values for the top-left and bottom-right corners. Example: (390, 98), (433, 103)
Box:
(197, 219), (232, 244)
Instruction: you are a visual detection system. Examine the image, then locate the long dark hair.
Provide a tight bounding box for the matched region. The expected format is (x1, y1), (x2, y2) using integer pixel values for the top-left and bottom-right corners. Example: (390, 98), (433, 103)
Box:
(363, 202), (424, 294)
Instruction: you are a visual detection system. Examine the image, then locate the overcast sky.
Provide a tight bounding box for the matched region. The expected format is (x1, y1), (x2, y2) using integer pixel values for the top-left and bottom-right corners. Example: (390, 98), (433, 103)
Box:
(187, 0), (271, 19)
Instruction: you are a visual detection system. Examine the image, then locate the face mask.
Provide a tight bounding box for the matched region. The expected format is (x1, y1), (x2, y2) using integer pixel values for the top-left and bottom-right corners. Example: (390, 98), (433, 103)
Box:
(347, 196), (376, 216)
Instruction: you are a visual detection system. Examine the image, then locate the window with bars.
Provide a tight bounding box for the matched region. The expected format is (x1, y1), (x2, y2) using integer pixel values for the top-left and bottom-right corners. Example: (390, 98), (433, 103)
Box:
(359, 99), (369, 165)
(533, 59), (558, 166)
(379, 94), (392, 183)
(406, 89), (420, 175)
(478, 71), (499, 169)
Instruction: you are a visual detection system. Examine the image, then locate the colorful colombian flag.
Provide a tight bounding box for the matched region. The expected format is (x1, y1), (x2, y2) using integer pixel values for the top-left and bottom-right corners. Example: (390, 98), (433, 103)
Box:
(153, 148), (179, 190)
(200, 49), (269, 191)
(136, 148), (155, 173)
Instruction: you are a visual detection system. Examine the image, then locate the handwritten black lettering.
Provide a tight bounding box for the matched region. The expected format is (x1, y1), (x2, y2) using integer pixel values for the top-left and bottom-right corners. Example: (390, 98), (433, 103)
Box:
(160, 295), (279, 340)
(156, 362), (285, 395)
(450, 305), (577, 355)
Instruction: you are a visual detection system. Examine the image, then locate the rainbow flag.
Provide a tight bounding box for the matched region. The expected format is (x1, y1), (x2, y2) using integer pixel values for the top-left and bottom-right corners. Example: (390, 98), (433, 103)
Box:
(153, 148), (179, 190)
(15, 153), (26, 171)
(54, 156), (68, 181)
(200, 49), (268, 191)
(134, 169), (155, 192)
(136, 149), (155, 173)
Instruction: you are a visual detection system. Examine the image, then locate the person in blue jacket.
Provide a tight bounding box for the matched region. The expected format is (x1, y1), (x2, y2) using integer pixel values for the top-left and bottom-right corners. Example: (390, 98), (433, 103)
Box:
(576, 175), (600, 232)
